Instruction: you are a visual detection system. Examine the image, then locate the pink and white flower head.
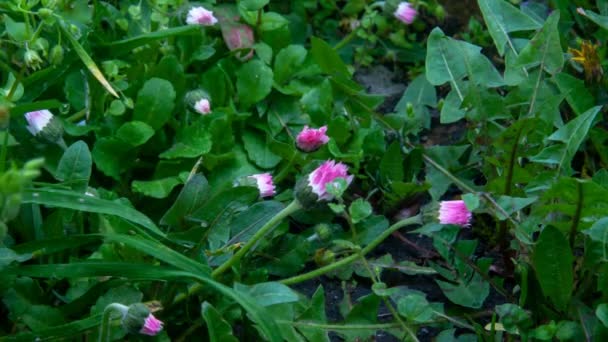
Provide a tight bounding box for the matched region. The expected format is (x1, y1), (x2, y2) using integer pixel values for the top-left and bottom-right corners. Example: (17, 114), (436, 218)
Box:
(308, 160), (353, 201)
(222, 24), (255, 61)
(25, 110), (53, 136)
(140, 314), (164, 336)
(248, 173), (276, 198)
(186, 6), (218, 26)
(394, 2), (417, 25)
(296, 126), (329, 152)
(438, 200), (472, 227)
(194, 98), (211, 115)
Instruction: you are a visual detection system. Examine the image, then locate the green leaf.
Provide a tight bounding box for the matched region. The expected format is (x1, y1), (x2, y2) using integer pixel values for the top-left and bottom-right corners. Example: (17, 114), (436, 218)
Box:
(578, 8), (608, 29)
(133, 78), (176, 130)
(380, 142), (404, 184)
(477, 0), (541, 56)
(56, 141), (92, 192)
(21, 188), (164, 237)
(436, 272), (489, 309)
(160, 121), (212, 159)
(397, 294), (435, 322)
(3, 15), (28, 41)
(101, 25), (201, 53)
(92, 137), (134, 179)
(0, 248), (31, 270)
(513, 12), (563, 75)
(132, 176), (182, 199)
(235, 282), (299, 307)
(530, 106), (601, 175)
(274, 45), (307, 84)
(295, 286), (329, 342)
(241, 0), (269, 11)
(260, 12), (288, 31)
(596, 304), (608, 328)
(300, 79), (333, 125)
(311, 37), (350, 77)
(161, 174), (210, 227)
(495, 196), (537, 220)
(395, 74), (437, 130)
(426, 28), (503, 88)
(532, 226), (573, 311)
(237, 60), (274, 108)
(349, 199), (373, 224)
(229, 201), (285, 244)
(553, 73), (595, 115)
(202, 302), (239, 342)
(116, 121), (155, 147)
(242, 130), (282, 169)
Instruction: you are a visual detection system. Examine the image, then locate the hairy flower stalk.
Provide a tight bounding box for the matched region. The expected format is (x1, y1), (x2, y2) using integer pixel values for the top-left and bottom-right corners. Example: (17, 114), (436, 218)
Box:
(394, 2), (417, 25)
(296, 125), (329, 152)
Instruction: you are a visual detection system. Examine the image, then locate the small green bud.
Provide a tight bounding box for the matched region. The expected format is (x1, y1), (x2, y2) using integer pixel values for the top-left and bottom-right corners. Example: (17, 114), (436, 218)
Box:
(24, 158), (44, 171)
(122, 303), (150, 334)
(38, 8), (53, 19)
(434, 5), (446, 21)
(313, 223), (333, 241)
(314, 249), (335, 266)
(49, 45), (64, 65)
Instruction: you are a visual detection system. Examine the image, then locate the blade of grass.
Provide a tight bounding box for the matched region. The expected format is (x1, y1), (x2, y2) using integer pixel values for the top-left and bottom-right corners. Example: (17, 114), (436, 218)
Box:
(10, 263), (283, 342)
(99, 25), (200, 53)
(59, 23), (118, 98)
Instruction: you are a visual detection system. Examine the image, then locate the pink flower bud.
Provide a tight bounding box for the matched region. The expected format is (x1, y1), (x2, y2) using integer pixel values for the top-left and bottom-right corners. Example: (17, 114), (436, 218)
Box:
(296, 126), (329, 152)
(394, 2), (417, 25)
(248, 173), (276, 198)
(438, 200), (472, 227)
(307, 160), (353, 201)
(194, 98), (211, 115)
(186, 6), (218, 26)
(139, 314), (164, 336)
(24, 110), (53, 136)
(222, 24), (255, 61)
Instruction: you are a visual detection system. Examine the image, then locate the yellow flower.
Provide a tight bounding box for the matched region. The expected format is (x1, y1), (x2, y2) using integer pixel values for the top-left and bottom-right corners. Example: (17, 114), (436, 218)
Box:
(568, 41), (603, 83)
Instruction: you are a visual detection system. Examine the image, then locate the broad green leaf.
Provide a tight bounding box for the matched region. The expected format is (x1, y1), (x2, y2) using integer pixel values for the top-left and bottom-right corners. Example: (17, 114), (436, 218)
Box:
(349, 199), (372, 224)
(241, 0), (269, 11)
(426, 28), (503, 88)
(132, 176), (182, 199)
(530, 106), (601, 175)
(340, 294), (381, 341)
(274, 45), (307, 84)
(133, 78), (176, 130)
(60, 23), (118, 97)
(553, 73), (595, 115)
(159, 122), (212, 159)
(295, 286), (330, 342)
(160, 174), (210, 227)
(92, 137), (134, 179)
(3, 15), (28, 41)
(202, 302), (239, 342)
(6, 314), (102, 341)
(380, 142), (404, 184)
(116, 121), (155, 147)
(478, 0), (541, 56)
(397, 294), (435, 322)
(440, 88), (466, 123)
(235, 282), (299, 307)
(495, 196), (537, 220)
(310, 37), (350, 77)
(242, 130), (282, 169)
(260, 12), (288, 31)
(578, 8), (608, 29)
(56, 141), (92, 192)
(597, 304), (608, 328)
(532, 226), (573, 311)
(237, 60), (274, 108)
(513, 12), (563, 75)
(21, 188), (164, 236)
(229, 201), (285, 244)
(496, 304), (533, 334)
(0, 248), (31, 270)
(436, 272), (489, 309)
(395, 74), (437, 130)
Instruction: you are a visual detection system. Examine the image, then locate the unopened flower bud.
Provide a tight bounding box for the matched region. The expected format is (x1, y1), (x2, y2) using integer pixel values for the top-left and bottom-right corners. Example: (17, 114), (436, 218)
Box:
(49, 45), (64, 65)
(24, 110), (64, 144)
(122, 303), (163, 336)
(186, 6), (218, 26)
(313, 223), (333, 241)
(314, 249), (335, 266)
(296, 126), (329, 152)
(295, 160), (354, 208)
(38, 8), (53, 19)
(394, 2), (417, 25)
(24, 49), (43, 70)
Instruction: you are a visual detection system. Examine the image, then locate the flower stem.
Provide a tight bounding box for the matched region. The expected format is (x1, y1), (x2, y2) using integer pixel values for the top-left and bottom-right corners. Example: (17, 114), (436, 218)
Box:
(280, 214), (422, 285)
(211, 200), (302, 278)
(334, 28), (360, 51)
(99, 303), (128, 342)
